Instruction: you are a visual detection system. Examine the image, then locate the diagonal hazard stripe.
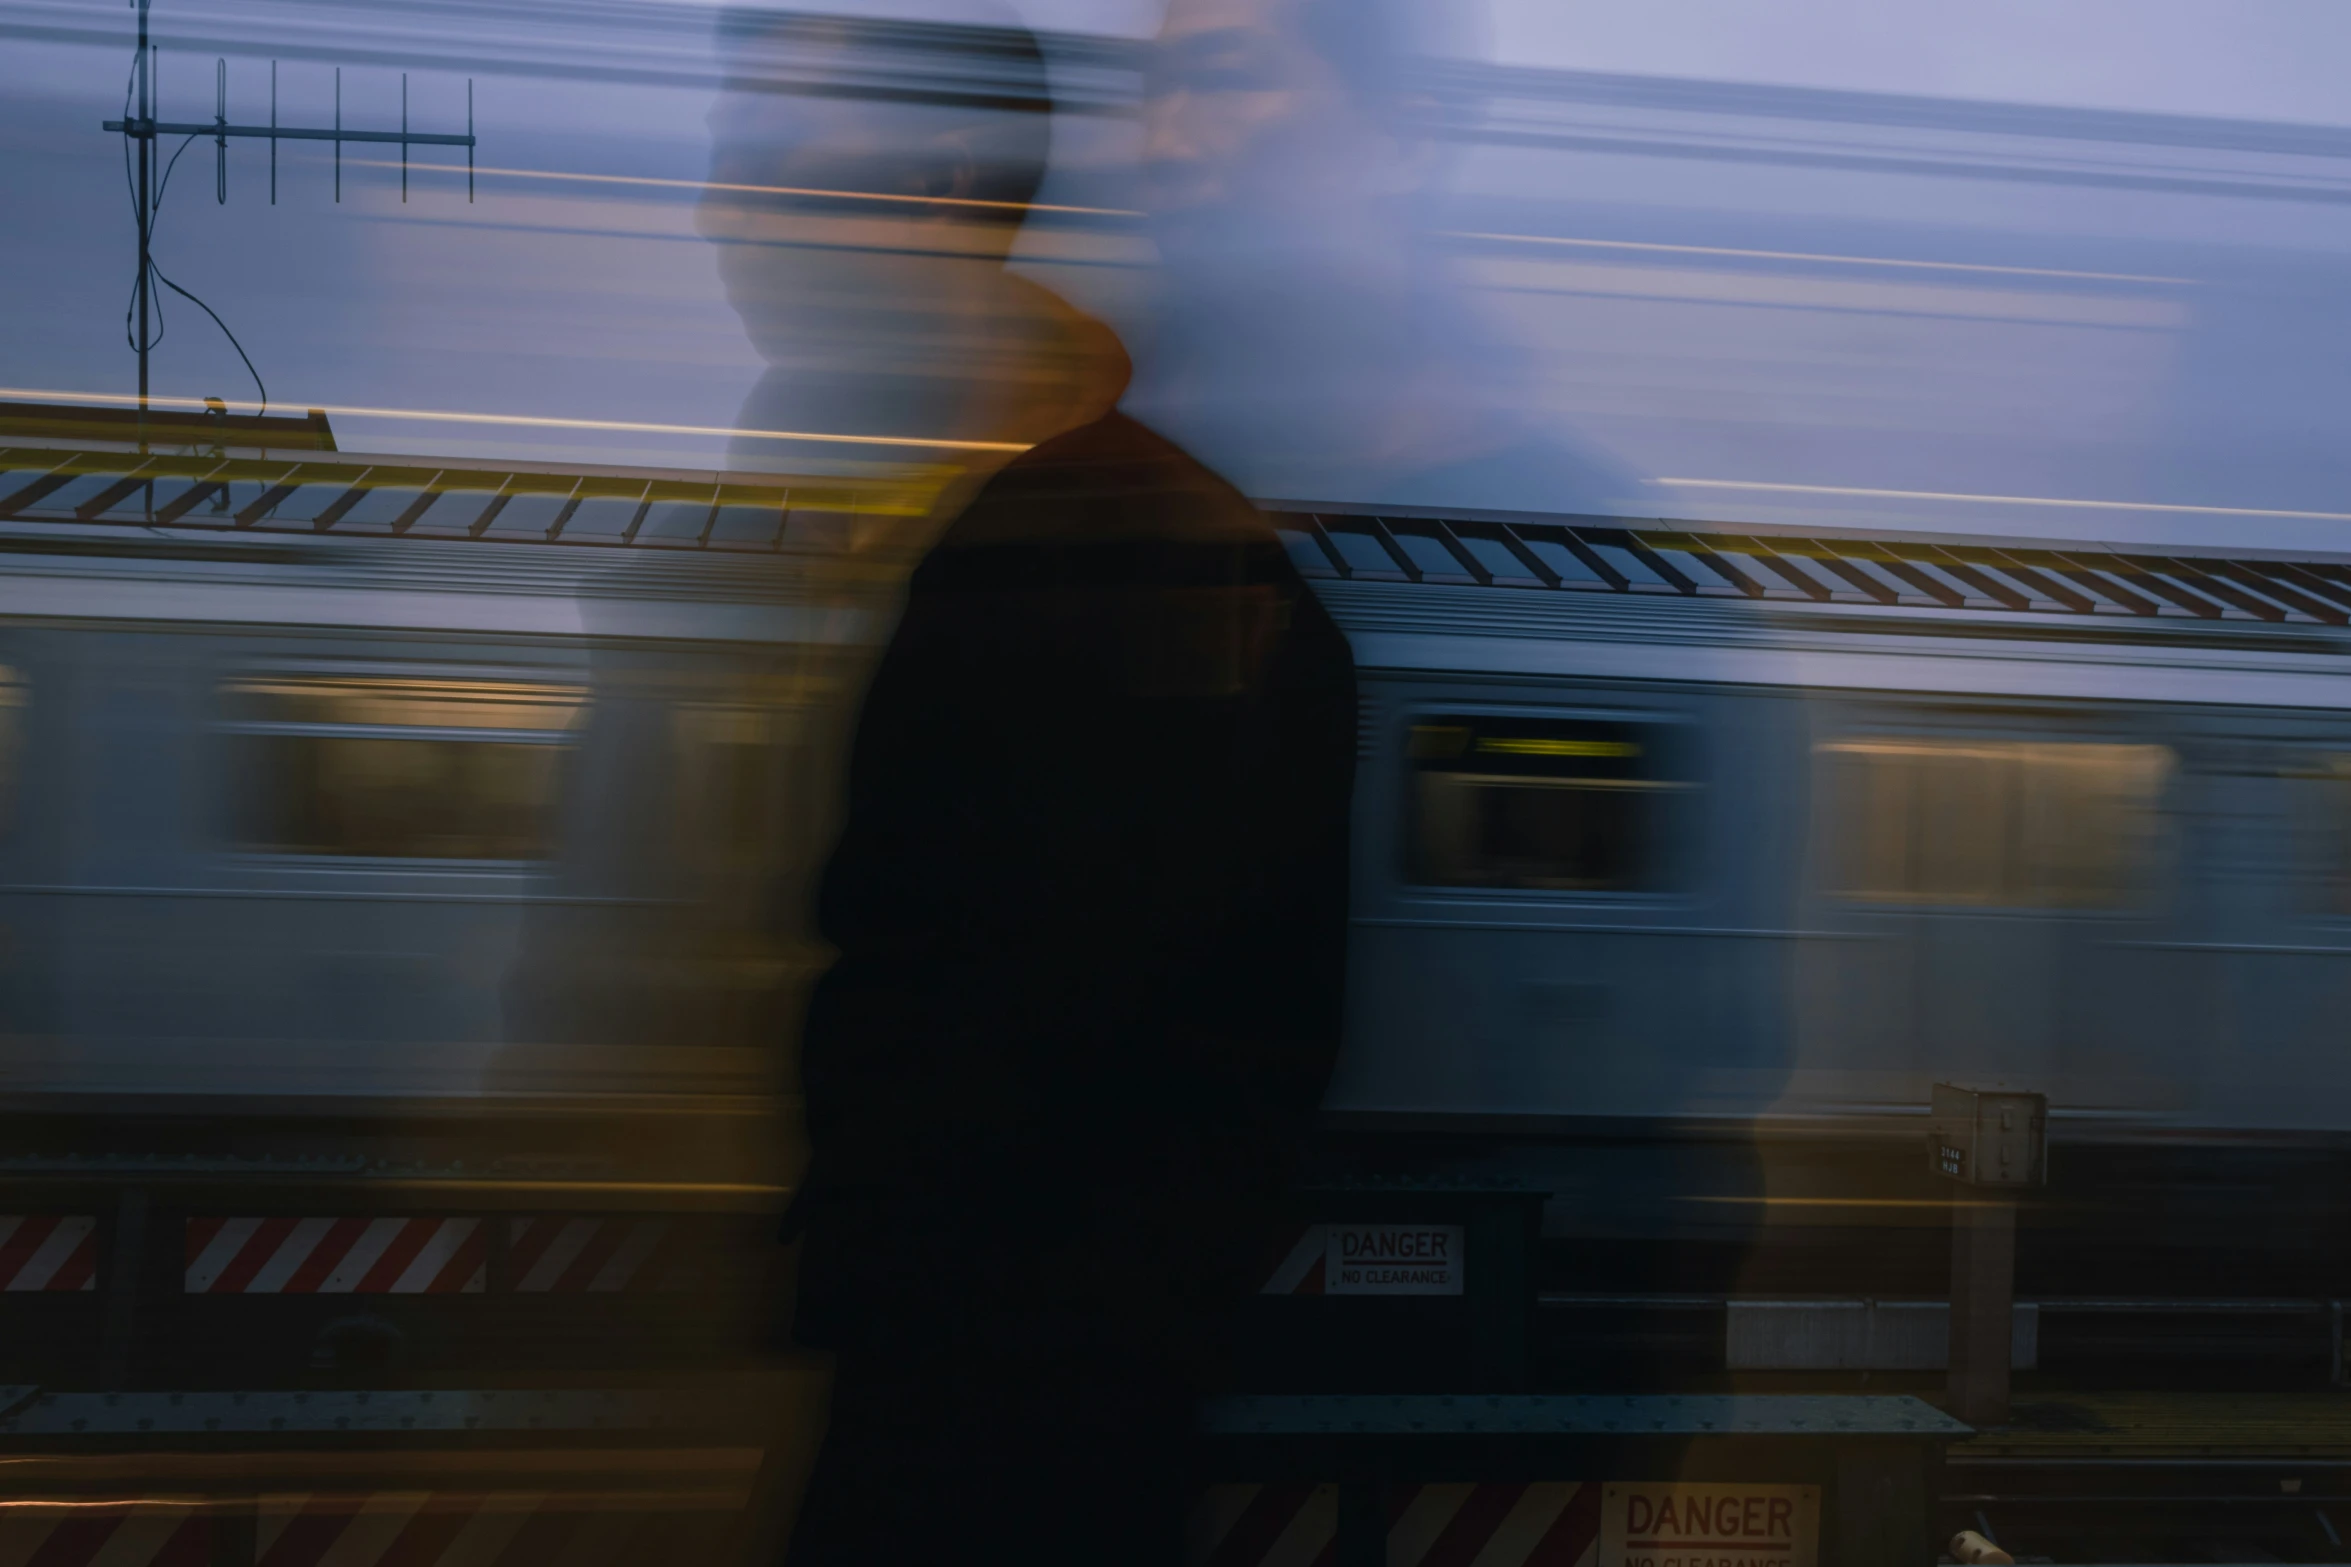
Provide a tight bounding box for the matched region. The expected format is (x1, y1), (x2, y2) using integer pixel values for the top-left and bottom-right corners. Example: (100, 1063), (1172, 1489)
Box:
(516, 1221), (597, 1293)
(552, 1220), (629, 1295)
(247, 1219), (338, 1295)
(1390, 1484), (1476, 1566)
(392, 1221), (480, 1295)
(353, 1221), (437, 1295)
(0, 1218), (59, 1291)
(430, 1222), (488, 1297)
(23, 1516), (120, 1567)
(1422, 1483), (1527, 1567)
(148, 1512), (213, 1567)
(256, 1496), (305, 1562)
(44, 1221), (98, 1293)
(476, 1503), (575, 1567)
(257, 1500), (350, 1567)
(285, 1219), (373, 1295)
(16, 1218), (95, 1292)
(1522, 1481), (1600, 1567)
(185, 1217), (261, 1293)
(319, 1220), (410, 1294)
(1202, 1485), (1321, 1567)
(1191, 1485), (1261, 1563)
(503, 1219), (561, 1283)
(587, 1221), (666, 1294)
(369, 1497), (478, 1567)
(432, 1495), (541, 1567)
(88, 1509), (199, 1567)
(1260, 1228), (1324, 1295)
(1260, 1486), (1336, 1567)
(208, 1217), (299, 1295)
(1464, 1484), (1580, 1567)
(313, 1493), (429, 1567)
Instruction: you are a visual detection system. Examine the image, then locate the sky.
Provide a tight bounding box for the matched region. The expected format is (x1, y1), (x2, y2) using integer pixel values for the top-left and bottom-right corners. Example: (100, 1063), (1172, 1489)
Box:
(1494, 0), (2351, 125)
(9, 0), (2351, 543)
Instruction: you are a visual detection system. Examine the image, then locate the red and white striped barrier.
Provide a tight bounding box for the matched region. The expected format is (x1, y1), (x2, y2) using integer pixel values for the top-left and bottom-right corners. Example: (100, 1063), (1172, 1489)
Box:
(184, 1218), (487, 1295)
(1260, 1226), (1326, 1295)
(0, 1496), (734, 1567)
(255, 1492), (729, 1567)
(1385, 1483), (1599, 1567)
(0, 1215), (98, 1291)
(1191, 1482), (1599, 1567)
(0, 1505), (207, 1567)
(505, 1218), (677, 1294)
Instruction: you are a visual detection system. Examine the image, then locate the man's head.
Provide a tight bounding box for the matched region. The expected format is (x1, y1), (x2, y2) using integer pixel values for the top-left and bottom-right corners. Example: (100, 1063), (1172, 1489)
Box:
(700, 11), (1056, 363)
(1143, 0), (1443, 262)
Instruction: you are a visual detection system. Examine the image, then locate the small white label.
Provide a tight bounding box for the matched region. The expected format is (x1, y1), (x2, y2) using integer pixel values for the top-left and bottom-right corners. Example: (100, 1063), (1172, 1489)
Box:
(1600, 1483), (1819, 1567)
(1323, 1223), (1464, 1295)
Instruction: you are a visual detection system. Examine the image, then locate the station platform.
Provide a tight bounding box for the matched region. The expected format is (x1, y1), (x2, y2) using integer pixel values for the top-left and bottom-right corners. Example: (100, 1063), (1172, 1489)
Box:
(1945, 1392), (2351, 1563)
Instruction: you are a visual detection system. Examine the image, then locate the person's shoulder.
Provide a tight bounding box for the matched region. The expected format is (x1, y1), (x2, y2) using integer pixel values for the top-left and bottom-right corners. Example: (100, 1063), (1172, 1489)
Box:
(951, 412), (1266, 544)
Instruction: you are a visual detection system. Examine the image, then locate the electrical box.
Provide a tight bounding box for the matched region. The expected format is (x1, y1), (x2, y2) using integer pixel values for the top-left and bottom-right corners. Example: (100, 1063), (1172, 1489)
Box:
(1928, 1084), (2046, 1188)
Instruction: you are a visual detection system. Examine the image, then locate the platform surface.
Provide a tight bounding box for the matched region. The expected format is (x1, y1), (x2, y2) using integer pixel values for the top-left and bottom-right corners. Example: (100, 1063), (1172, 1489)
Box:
(1203, 1392), (1969, 1438)
(1955, 1392), (2351, 1459)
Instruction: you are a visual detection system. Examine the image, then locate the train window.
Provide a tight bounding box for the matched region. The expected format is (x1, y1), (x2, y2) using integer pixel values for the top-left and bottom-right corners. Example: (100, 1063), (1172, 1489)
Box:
(2292, 757), (2351, 917)
(0, 667), (25, 826)
(1407, 714), (1686, 891)
(675, 701), (787, 870)
(1822, 738), (2171, 908)
(223, 676), (586, 860)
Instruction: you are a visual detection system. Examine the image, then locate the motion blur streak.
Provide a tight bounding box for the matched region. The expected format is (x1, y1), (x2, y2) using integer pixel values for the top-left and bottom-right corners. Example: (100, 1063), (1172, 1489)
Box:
(1662, 475), (2351, 521)
(1445, 231), (2194, 285)
(11, 1), (2351, 1563)
(0, 388), (1033, 451)
(344, 156), (1138, 216)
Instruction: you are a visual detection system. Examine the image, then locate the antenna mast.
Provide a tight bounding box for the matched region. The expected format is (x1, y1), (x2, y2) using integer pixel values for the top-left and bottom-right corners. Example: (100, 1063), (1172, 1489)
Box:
(104, 0), (477, 445)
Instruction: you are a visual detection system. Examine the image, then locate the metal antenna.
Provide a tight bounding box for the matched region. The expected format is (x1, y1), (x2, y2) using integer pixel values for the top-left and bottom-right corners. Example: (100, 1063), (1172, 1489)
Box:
(102, 2), (479, 426)
(132, 0), (151, 441)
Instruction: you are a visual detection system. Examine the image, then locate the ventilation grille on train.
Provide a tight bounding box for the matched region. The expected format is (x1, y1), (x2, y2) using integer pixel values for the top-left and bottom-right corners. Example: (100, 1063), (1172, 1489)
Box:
(1273, 510), (2351, 627)
(0, 447), (932, 555)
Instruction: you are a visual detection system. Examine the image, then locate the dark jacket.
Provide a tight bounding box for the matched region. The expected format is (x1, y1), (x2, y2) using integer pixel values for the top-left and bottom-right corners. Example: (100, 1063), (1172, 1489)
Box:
(787, 412), (1357, 1361)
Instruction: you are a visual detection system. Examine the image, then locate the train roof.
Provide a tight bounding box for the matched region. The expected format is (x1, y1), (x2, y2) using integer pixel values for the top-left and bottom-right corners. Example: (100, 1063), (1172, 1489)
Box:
(0, 433), (942, 556)
(1272, 507), (2351, 630)
(10, 415), (2351, 636)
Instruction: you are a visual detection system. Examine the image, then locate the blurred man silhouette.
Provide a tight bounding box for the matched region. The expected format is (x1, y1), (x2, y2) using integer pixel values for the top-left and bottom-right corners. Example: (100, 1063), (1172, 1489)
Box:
(1132, 0), (1643, 515)
(771, 10), (1358, 1567)
(699, 11), (1124, 474)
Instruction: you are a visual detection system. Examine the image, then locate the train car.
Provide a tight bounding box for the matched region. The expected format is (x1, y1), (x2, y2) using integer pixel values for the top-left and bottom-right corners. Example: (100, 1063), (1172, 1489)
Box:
(1279, 506), (2351, 1308)
(0, 404), (966, 1566)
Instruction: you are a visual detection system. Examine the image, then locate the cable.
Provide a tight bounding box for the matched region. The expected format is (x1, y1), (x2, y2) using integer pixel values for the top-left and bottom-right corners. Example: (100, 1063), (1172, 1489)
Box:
(115, 42), (268, 420)
(153, 131), (199, 209)
(118, 30), (270, 417)
(147, 258), (267, 415)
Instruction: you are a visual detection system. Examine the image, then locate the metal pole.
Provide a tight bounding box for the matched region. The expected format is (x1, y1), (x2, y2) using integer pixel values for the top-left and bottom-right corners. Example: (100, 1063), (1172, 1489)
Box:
(269, 59), (276, 203)
(466, 78), (473, 202)
(400, 72), (407, 203)
(98, 1188), (149, 1391)
(333, 66), (340, 202)
(134, 0), (151, 443)
(1949, 1196), (2018, 1427)
(214, 56), (226, 204)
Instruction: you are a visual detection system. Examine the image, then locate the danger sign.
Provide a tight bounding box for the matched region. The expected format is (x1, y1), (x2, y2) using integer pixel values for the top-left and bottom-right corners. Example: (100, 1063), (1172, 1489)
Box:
(1599, 1483), (1818, 1567)
(1325, 1224), (1464, 1295)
